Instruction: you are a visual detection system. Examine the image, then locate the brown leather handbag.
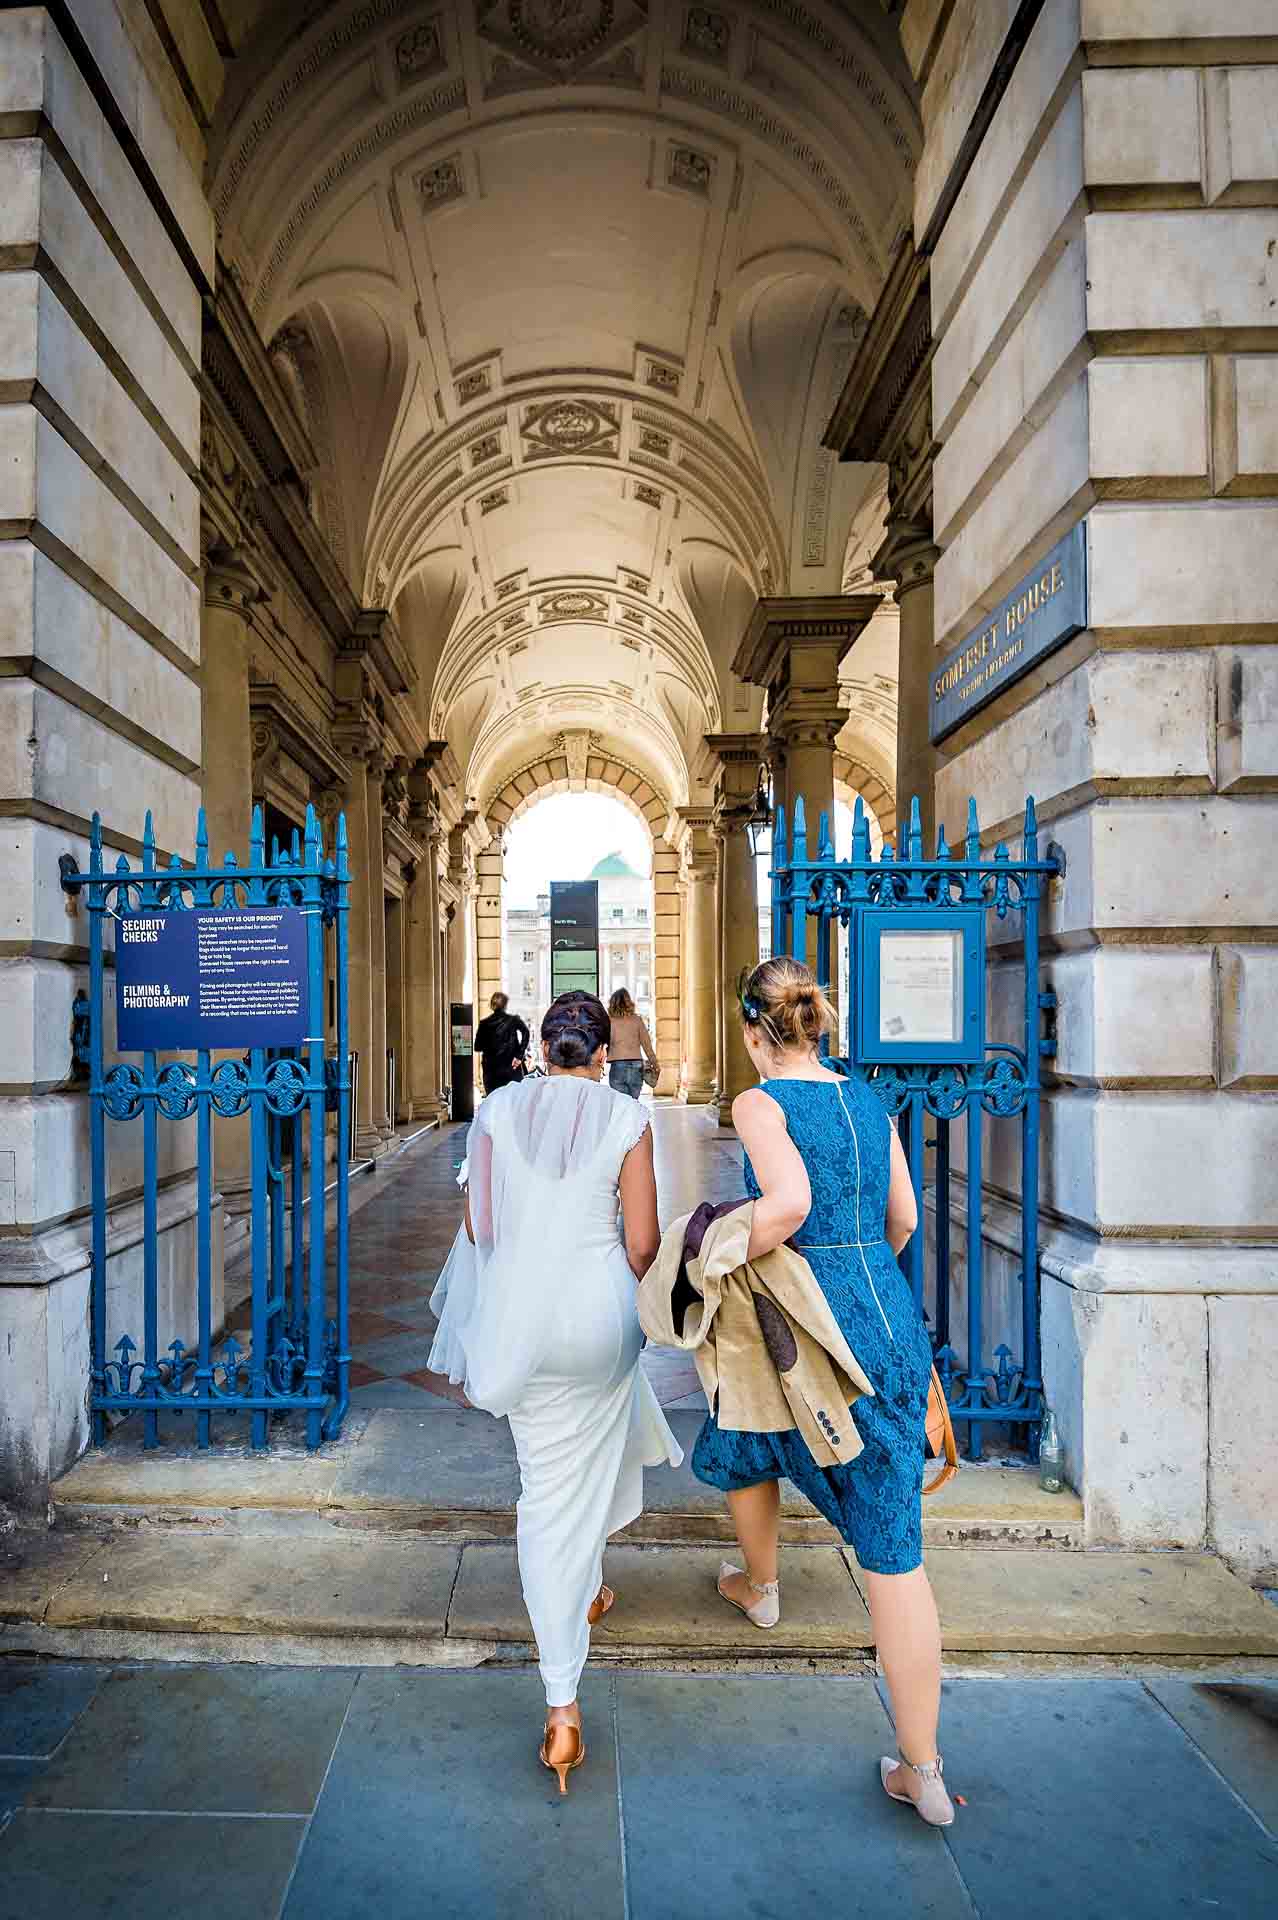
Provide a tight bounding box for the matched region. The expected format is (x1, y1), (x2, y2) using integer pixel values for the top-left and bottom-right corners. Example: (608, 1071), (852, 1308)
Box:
(923, 1368), (959, 1495)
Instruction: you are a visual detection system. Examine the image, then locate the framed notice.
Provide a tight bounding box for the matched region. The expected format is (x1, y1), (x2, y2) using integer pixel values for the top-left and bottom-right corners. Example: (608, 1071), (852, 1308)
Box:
(549, 879), (599, 1000)
(115, 906), (309, 1053)
(853, 908), (985, 1066)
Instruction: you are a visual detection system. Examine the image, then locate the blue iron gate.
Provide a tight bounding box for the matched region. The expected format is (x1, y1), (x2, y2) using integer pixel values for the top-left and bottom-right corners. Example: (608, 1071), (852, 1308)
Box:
(60, 803), (351, 1451)
(770, 792), (1059, 1456)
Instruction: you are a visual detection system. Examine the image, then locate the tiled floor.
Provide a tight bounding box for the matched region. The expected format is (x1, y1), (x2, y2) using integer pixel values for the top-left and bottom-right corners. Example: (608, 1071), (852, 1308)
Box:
(0, 1659), (1274, 1919)
(226, 1099), (739, 1414)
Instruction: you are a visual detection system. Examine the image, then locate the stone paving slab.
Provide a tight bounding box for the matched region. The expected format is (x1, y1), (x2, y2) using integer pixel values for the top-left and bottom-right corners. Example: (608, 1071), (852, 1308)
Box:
(0, 1661), (104, 1756)
(329, 1407), (521, 1509)
(29, 1665), (356, 1814)
(870, 1548), (1278, 1655)
(0, 1809), (303, 1918)
(447, 1542), (872, 1652)
(281, 1670), (623, 1920)
(45, 1531), (461, 1640)
(934, 1678), (1278, 1919)
(0, 1529), (107, 1623)
(617, 1674), (968, 1920)
(1144, 1677), (1278, 1835)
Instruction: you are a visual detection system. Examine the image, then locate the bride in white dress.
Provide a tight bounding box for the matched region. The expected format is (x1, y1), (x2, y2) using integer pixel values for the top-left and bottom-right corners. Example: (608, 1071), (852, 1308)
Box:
(430, 991), (682, 1791)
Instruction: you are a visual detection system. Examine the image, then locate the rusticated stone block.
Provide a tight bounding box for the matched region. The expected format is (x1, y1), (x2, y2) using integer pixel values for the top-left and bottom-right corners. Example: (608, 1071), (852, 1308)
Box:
(1205, 64), (1278, 206)
(1216, 355), (1278, 498)
(1217, 647), (1278, 791)
(1088, 356), (1209, 488)
(1218, 946), (1278, 1087)
(1082, 68), (1202, 193)
(1086, 208), (1278, 341)
(1208, 1294), (1278, 1578)
(1042, 1275), (1207, 1549)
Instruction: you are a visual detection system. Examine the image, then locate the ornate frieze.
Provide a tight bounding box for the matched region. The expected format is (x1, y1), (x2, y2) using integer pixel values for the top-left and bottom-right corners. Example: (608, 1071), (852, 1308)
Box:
(252, 77), (468, 319)
(478, 0), (647, 93)
(659, 65), (880, 269)
(479, 487), (509, 513)
(634, 482), (663, 508)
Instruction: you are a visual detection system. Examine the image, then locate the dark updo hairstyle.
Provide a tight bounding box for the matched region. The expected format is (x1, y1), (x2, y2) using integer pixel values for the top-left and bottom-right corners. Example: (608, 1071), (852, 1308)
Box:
(608, 987), (635, 1018)
(738, 956), (835, 1054)
(541, 990), (611, 1069)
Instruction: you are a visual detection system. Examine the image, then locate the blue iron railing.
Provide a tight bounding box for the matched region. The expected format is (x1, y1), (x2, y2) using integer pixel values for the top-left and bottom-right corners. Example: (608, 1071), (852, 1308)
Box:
(771, 791), (1059, 1456)
(60, 803), (351, 1451)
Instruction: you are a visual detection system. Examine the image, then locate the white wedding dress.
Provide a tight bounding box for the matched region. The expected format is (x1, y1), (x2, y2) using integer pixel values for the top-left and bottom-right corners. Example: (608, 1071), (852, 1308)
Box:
(428, 1073), (682, 1705)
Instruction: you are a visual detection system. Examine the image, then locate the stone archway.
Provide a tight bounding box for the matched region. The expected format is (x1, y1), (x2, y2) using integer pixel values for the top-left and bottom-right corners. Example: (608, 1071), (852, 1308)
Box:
(480, 740), (681, 1092)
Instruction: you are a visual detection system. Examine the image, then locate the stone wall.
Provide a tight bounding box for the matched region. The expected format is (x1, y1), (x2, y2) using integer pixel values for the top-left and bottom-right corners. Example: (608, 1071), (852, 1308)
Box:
(0, 4), (215, 1504)
(904, 0), (1278, 1576)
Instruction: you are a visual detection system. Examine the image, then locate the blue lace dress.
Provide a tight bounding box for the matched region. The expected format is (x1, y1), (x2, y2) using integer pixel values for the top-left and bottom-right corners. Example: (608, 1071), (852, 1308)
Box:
(690, 1076), (933, 1575)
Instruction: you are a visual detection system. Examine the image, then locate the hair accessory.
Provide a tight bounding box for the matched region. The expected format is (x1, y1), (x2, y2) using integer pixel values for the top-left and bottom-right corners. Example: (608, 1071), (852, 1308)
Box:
(736, 966), (761, 1024)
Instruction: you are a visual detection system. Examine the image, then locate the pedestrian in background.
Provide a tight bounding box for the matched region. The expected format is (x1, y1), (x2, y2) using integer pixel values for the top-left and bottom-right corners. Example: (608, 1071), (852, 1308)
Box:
(474, 991), (529, 1095)
(607, 987), (658, 1097)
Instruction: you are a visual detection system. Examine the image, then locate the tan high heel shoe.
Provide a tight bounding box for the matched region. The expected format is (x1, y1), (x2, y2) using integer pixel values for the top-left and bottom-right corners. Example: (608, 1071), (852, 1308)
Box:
(540, 1717), (585, 1795)
(587, 1583), (615, 1626)
(879, 1753), (955, 1827)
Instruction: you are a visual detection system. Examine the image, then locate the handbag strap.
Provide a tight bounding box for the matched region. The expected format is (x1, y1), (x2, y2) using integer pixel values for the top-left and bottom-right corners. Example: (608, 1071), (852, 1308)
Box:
(922, 1365), (959, 1496)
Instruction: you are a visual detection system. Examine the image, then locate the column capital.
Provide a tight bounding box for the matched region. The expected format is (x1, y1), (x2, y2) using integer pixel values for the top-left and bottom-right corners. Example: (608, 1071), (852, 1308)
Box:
(202, 548), (263, 616)
(703, 731), (768, 822)
(875, 516), (939, 598)
(733, 594), (881, 694)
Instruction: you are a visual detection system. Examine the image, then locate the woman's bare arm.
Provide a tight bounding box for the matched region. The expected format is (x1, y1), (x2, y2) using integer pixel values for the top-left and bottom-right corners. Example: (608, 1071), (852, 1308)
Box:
(884, 1123), (919, 1254)
(732, 1088), (811, 1259)
(640, 1019), (659, 1069)
(618, 1124), (660, 1279)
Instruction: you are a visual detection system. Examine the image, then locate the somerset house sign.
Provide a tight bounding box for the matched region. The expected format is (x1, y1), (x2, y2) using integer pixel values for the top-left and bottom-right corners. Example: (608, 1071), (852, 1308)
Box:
(929, 524), (1087, 743)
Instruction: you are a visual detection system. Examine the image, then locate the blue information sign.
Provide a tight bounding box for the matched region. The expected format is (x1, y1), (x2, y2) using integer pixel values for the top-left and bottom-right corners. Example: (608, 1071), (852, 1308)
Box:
(115, 906), (309, 1052)
(929, 523), (1087, 743)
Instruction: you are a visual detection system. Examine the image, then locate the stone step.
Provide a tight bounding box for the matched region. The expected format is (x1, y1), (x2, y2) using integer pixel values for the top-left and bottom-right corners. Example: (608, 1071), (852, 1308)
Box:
(5, 1525), (1277, 1668)
(51, 1407), (1086, 1549)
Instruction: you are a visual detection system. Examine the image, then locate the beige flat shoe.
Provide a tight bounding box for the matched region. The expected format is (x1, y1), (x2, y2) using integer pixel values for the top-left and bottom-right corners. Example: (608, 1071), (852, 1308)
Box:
(716, 1562), (780, 1630)
(880, 1754), (955, 1827)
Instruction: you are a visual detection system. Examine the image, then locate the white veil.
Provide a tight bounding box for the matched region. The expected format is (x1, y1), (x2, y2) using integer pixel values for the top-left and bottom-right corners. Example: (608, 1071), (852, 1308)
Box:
(456, 1075), (647, 1415)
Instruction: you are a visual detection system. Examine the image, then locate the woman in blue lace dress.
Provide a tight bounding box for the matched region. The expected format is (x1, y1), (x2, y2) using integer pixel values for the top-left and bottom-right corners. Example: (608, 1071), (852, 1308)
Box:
(692, 956), (954, 1826)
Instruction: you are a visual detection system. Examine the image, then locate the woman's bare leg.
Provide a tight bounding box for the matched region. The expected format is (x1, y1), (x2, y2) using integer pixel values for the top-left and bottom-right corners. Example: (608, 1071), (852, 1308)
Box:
(719, 1481), (781, 1608)
(546, 1701), (580, 1731)
(864, 1565), (942, 1798)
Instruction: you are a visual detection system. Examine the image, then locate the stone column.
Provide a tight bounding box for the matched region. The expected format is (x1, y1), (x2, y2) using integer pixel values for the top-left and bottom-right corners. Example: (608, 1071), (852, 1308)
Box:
(878, 527), (940, 847)
(475, 837), (504, 1018)
(201, 553), (259, 1204)
(201, 553), (258, 867)
(406, 767), (444, 1122)
(338, 743), (382, 1159)
(447, 827), (475, 1009)
(678, 811), (718, 1103)
(707, 734), (766, 1118)
(652, 831), (682, 1094)
(366, 754), (390, 1137)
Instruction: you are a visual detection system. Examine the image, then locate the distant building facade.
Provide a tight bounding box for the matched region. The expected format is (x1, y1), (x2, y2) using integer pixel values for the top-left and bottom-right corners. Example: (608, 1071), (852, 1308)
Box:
(505, 853), (655, 1052)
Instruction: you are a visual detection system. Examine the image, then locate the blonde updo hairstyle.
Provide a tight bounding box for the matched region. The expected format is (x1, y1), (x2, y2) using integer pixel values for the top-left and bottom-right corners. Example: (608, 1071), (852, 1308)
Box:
(739, 956), (835, 1055)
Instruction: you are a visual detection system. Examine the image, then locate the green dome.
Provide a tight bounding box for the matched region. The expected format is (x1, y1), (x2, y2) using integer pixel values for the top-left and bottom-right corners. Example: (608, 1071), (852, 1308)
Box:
(588, 850), (643, 879)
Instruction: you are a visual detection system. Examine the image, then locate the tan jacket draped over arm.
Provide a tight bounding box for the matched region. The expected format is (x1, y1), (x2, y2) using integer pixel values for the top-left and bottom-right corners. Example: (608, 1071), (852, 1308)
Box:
(637, 1202), (875, 1470)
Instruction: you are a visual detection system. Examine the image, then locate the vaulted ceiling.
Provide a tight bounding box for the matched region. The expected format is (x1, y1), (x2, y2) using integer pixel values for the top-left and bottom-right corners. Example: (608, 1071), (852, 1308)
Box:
(209, 1), (918, 813)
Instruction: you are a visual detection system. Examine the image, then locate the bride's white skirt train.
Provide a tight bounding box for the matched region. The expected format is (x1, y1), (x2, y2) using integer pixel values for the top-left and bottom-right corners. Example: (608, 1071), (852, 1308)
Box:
(510, 1358), (681, 1706)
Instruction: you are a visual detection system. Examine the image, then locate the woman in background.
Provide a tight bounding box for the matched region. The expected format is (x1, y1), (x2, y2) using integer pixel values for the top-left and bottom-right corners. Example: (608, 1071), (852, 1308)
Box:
(607, 987), (659, 1098)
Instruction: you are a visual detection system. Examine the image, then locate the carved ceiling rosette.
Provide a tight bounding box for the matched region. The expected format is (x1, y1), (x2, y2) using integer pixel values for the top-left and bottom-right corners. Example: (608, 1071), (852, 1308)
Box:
(478, 0), (648, 92)
(538, 589), (609, 621)
(521, 397), (618, 460)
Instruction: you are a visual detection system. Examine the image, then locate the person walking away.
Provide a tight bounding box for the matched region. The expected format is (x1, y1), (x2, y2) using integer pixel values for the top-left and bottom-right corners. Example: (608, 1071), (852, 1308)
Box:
(607, 988), (658, 1097)
(454, 992), (682, 1791)
(691, 956), (955, 1827)
(474, 991), (529, 1095)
